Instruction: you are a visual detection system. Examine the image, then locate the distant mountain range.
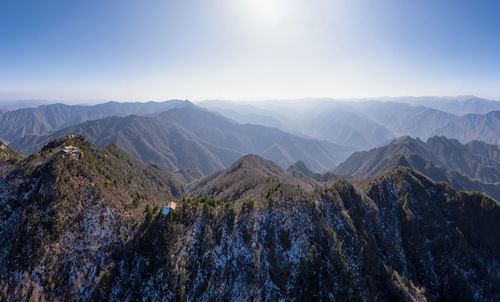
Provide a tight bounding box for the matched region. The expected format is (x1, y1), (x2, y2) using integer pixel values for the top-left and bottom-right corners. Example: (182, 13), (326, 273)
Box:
(2, 136), (499, 300)
(0, 100), (191, 143)
(2, 97), (500, 181)
(198, 100), (294, 132)
(297, 107), (395, 150)
(386, 95), (500, 116)
(10, 105), (353, 175)
(200, 97), (498, 150)
(2, 96), (499, 155)
(348, 101), (457, 138)
(0, 99), (53, 111)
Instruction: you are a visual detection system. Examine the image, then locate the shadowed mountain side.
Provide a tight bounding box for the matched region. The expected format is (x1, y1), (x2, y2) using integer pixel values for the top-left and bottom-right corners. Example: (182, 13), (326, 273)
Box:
(336, 136), (500, 182)
(11, 106), (354, 175)
(385, 153), (500, 201)
(335, 136), (500, 200)
(466, 140), (500, 162)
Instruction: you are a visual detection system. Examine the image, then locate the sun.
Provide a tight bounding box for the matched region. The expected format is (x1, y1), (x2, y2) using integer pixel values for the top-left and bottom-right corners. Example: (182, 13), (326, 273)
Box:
(242, 0), (283, 25)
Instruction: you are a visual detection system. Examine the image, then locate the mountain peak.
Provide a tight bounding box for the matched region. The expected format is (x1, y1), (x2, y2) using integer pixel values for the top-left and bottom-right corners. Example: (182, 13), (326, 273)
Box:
(287, 160), (314, 178)
(188, 154), (300, 202)
(40, 134), (93, 153)
(390, 135), (424, 145)
(226, 153), (284, 176)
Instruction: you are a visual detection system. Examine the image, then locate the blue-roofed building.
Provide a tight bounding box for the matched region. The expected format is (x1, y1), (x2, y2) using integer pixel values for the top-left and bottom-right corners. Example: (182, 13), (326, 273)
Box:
(161, 201), (177, 215)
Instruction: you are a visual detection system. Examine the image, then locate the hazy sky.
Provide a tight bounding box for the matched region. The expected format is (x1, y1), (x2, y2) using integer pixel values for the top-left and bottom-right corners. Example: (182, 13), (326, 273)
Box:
(1, 0), (499, 102)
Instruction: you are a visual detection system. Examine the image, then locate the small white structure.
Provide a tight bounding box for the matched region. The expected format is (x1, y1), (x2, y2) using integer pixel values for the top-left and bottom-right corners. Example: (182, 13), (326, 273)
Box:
(62, 146), (79, 156)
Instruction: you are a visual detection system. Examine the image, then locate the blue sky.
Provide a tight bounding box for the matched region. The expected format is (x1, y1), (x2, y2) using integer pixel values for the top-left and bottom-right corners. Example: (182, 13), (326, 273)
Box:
(1, 0), (499, 102)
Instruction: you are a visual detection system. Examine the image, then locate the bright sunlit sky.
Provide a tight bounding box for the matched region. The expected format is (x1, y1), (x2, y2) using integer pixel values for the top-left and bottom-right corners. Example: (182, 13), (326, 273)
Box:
(1, 0), (499, 102)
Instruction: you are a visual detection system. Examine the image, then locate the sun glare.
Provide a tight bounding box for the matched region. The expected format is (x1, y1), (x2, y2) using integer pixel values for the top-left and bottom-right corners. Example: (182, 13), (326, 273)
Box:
(241, 0), (283, 25)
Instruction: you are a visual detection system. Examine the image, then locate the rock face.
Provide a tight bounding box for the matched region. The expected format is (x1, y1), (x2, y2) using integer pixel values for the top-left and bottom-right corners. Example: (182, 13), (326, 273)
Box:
(1, 139), (500, 301)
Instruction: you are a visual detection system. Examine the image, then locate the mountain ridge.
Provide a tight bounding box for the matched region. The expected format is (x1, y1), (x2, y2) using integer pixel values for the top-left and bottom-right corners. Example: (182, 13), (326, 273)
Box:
(10, 106), (353, 175)
(434, 111), (500, 145)
(335, 135), (500, 200)
(0, 100), (192, 143)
